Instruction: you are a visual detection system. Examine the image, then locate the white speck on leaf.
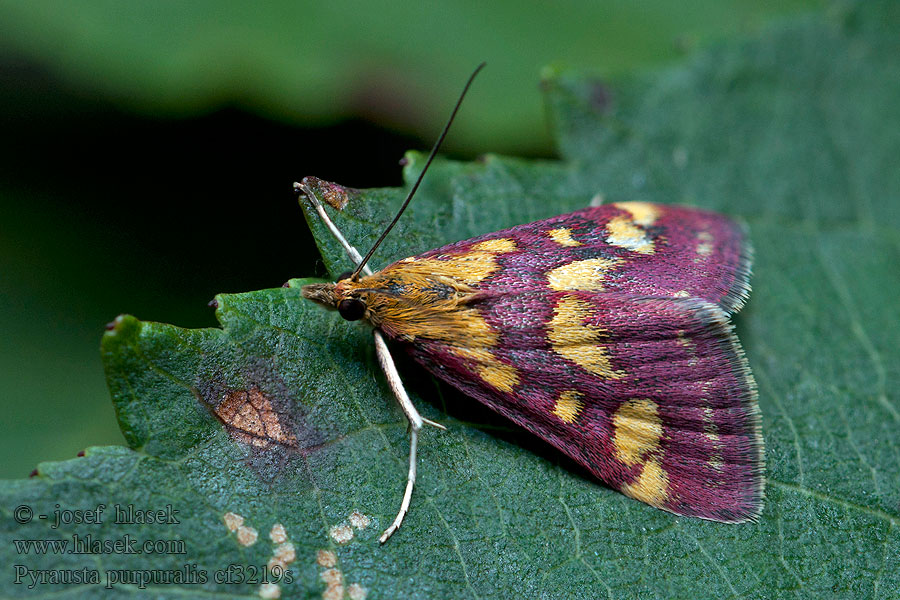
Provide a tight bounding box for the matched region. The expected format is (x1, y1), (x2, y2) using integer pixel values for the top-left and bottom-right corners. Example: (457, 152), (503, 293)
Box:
(347, 582), (368, 600)
(329, 524), (353, 544)
(237, 525), (258, 546)
(317, 549), (337, 568)
(223, 512), (244, 532)
(321, 568), (344, 600)
(348, 511), (370, 530)
(269, 523), (288, 544)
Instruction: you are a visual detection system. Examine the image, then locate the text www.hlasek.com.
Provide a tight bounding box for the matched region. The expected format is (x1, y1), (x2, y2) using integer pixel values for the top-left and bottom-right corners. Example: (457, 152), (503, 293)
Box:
(13, 534), (186, 555)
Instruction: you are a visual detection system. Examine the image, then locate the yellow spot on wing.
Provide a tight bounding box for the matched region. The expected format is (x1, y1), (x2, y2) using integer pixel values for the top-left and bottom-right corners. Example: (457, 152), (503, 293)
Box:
(479, 363), (519, 393)
(547, 227), (582, 247)
(407, 252), (499, 285)
(702, 406), (724, 474)
(546, 257), (622, 292)
(394, 238), (516, 285)
(452, 347), (520, 393)
(614, 201), (660, 227)
(551, 390), (584, 424)
(612, 399), (663, 466)
(606, 215), (655, 254)
(547, 294), (624, 379)
(621, 458), (669, 507)
(613, 398), (668, 507)
(471, 238), (517, 254)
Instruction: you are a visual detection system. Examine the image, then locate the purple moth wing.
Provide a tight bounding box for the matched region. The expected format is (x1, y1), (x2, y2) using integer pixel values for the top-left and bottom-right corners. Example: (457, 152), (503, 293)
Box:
(370, 202), (761, 520)
(408, 201), (752, 315)
(402, 290), (763, 522)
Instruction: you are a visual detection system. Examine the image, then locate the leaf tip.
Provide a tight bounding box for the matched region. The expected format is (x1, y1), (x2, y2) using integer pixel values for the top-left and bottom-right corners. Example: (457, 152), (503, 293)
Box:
(101, 314), (142, 343)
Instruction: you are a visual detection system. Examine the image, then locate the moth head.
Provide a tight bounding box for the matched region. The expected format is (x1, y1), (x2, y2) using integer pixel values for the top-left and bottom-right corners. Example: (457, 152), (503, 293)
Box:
(301, 272), (369, 322)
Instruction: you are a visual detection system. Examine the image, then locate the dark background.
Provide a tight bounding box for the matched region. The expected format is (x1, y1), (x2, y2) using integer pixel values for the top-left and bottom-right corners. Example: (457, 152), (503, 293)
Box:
(0, 1), (821, 478)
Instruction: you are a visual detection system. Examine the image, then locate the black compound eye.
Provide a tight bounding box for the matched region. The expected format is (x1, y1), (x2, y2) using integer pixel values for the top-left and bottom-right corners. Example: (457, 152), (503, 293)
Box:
(338, 298), (366, 321)
(335, 270), (353, 281)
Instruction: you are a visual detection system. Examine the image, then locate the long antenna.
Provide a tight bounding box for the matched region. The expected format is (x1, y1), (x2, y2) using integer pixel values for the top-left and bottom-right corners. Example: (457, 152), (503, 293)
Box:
(351, 62), (486, 280)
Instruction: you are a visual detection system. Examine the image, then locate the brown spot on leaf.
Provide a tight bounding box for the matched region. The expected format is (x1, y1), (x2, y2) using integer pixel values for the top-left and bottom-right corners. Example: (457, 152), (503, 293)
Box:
(196, 360), (328, 484)
(215, 387), (298, 449)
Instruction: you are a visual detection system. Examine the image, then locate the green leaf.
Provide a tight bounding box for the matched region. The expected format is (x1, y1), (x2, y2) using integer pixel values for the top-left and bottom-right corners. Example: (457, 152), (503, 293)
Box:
(4, 1), (899, 597)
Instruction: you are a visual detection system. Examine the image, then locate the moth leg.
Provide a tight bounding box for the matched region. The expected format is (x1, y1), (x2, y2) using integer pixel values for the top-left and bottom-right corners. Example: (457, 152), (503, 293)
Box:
(294, 181), (370, 273)
(422, 416), (447, 431)
(373, 330), (447, 542)
(374, 330), (423, 432)
(379, 426), (417, 544)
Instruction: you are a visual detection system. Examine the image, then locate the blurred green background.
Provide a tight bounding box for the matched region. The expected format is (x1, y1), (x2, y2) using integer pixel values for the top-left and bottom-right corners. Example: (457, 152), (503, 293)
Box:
(0, 0), (822, 479)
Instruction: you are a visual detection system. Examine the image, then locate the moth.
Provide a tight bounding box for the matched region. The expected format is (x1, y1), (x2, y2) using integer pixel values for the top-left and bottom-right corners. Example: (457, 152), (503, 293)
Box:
(298, 64), (764, 542)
